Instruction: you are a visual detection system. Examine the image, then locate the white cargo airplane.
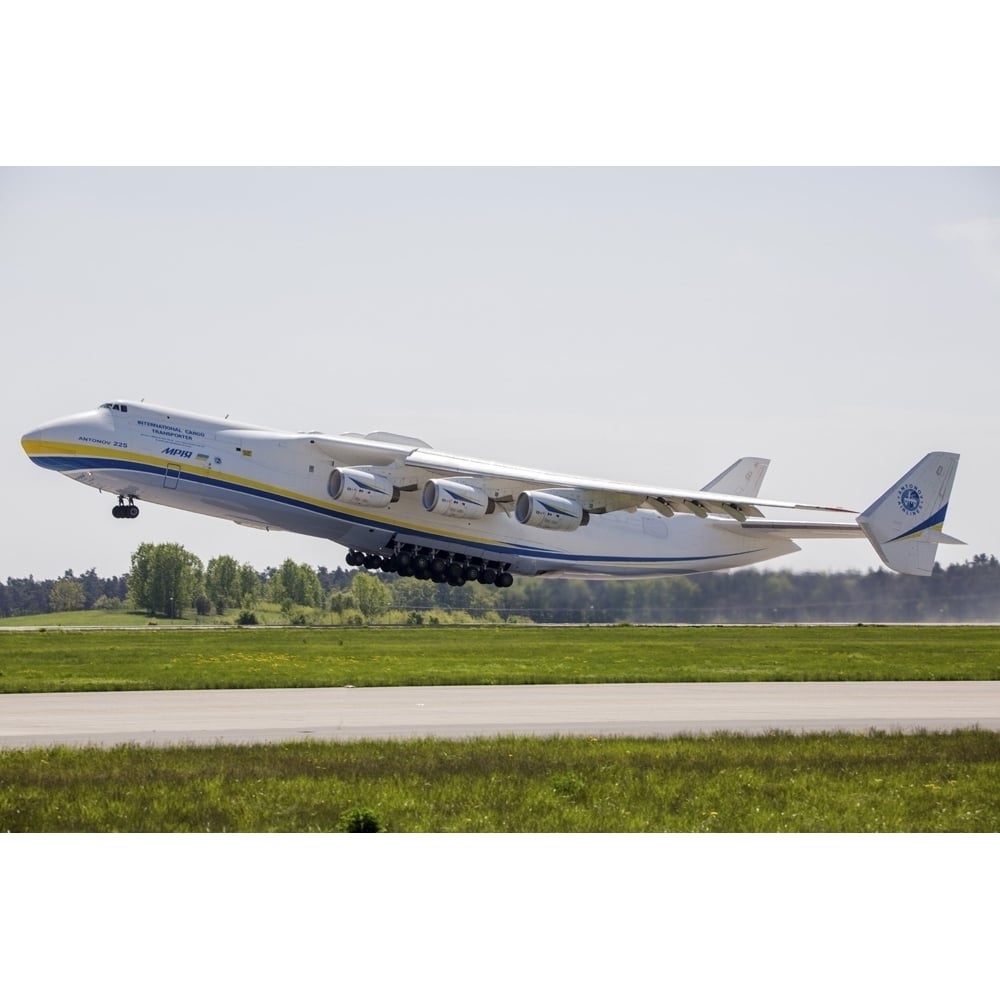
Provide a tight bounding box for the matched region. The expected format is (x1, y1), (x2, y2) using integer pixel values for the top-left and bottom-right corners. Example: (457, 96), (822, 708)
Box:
(21, 401), (963, 586)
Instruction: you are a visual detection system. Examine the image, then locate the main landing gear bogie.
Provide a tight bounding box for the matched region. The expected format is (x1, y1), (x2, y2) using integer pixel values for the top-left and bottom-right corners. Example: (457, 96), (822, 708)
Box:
(112, 496), (140, 519)
(346, 546), (514, 588)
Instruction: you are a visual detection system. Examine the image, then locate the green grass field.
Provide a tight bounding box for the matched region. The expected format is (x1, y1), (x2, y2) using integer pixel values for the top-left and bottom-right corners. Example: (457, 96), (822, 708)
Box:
(2, 731), (997, 832)
(2, 624), (999, 692)
(2, 625), (997, 832)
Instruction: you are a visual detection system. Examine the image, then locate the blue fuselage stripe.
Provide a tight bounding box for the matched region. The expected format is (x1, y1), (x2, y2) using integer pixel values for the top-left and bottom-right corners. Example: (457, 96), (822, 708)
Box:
(31, 453), (764, 567)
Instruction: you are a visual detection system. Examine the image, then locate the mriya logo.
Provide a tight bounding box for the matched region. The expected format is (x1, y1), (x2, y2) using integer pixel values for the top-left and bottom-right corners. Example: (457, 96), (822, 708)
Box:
(161, 447), (193, 459)
(897, 483), (923, 516)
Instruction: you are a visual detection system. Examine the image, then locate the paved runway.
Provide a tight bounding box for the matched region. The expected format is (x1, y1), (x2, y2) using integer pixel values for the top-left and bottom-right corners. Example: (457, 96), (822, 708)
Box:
(2, 681), (999, 748)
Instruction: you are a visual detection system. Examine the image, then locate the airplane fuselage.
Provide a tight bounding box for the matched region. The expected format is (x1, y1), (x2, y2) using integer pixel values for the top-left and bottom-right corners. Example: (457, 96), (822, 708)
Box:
(21, 401), (803, 581)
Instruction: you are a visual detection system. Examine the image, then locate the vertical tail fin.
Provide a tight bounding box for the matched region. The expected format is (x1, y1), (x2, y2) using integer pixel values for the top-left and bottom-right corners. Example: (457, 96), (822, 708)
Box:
(857, 452), (963, 576)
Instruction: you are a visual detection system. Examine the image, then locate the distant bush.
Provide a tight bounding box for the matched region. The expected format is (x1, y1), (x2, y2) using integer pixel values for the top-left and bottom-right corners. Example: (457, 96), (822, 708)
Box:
(341, 807), (382, 832)
(236, 610), (258, 626)
(551, 773), (586, 802)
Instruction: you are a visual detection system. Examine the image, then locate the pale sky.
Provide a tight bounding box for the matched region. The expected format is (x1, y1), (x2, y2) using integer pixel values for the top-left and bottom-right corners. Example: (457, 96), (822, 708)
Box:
(3, 167), (998, 581)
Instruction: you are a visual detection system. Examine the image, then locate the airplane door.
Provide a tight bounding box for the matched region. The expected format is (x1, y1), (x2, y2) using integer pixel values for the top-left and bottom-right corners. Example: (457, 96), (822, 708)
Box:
(164, 464), (181, 489)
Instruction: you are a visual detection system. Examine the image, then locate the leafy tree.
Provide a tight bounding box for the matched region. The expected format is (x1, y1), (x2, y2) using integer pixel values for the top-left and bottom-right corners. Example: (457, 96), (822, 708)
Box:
(268, 559), (323, 608)
(205, 555), (242, 614)
(328, 590), (357, 614)
(276, 559), (301, 604)
(205, 555), (238, 610)
(49, 578), (86, 612)
(239, 563), (261, 606)
(128, 542), (204, 618)
(2, 576), (50, 616)
(77, 568), (116, 608)
(389, 577), (439, 611)
(317, 565), (351, 593)
(352, 572), (392, 621)
(292, 561), (323, 608)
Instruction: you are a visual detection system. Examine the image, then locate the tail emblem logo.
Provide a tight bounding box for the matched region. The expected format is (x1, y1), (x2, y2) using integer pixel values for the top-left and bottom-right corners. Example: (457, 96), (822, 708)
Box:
(898, 484), (923, 516)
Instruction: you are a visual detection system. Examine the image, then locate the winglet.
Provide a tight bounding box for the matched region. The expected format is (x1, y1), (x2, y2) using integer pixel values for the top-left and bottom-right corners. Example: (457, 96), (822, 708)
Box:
(857, 452), (963, 576)
(701, 457), (770, 497)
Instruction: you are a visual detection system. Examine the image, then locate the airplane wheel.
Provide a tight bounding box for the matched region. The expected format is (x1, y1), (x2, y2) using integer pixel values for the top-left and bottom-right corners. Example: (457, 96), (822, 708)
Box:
(478, 568), (496, 585)
(127, 505), (139, 519)
(495, 572), (514, 588)
(463, 564), (480, 582)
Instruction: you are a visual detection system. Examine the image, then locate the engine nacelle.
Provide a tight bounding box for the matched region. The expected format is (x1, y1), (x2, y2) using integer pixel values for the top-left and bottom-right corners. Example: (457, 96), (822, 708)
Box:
(328, 467), (397, 508)
(515, 490), (588, 532)
(422, 478), (492, 519)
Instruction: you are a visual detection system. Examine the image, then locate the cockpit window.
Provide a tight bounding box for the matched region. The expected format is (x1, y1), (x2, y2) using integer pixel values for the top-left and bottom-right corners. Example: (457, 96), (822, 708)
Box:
(100, 402), (128, 412)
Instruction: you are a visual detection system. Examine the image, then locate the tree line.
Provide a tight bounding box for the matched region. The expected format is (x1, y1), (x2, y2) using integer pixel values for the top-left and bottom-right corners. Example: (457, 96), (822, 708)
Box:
(3, 546), (1000, 624)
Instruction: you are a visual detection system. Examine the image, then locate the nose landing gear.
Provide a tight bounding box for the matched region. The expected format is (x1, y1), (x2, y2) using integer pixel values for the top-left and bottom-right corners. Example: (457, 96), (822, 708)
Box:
(112, 496), (140, 519)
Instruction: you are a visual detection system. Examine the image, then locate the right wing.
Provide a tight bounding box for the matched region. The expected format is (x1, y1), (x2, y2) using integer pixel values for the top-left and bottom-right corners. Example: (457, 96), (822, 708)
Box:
(302, 431), (855, 524)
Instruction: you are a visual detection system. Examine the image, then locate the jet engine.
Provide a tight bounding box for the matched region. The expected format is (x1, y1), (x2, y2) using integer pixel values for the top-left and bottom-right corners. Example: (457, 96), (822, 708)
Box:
(328, 467), (397, 508)
(515, 490), (589, 531)
(422, 478), (492, 519)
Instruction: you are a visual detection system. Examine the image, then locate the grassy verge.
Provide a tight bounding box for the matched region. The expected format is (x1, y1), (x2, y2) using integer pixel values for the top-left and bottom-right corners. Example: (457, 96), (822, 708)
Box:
(0, 605), (319, 628)
(1, 625), (998, 693)
(2, 730), (997, 832)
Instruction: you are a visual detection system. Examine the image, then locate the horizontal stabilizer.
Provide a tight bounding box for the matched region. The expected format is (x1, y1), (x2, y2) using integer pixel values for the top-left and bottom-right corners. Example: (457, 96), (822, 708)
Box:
(934, 532), (966, 546)
(739, 520), (864, 540)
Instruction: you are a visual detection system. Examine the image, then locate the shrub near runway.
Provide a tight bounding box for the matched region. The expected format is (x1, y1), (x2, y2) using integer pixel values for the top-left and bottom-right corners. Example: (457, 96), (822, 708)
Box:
(1, 731), (998, 832)
(1, 625), (999, 692)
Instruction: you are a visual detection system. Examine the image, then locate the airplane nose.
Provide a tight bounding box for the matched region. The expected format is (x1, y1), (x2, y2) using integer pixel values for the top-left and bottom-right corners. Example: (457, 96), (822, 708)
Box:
(21, 409), (109, 464)
(22, 423), (60, 468)
(21, 421), (60, 456)
(22, 419), (69, 466)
